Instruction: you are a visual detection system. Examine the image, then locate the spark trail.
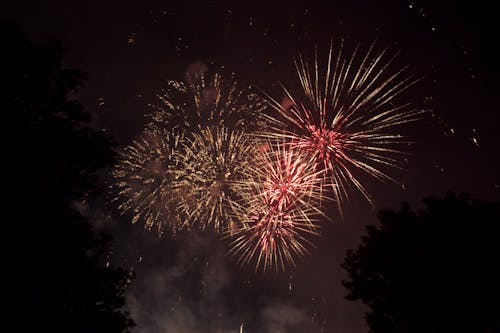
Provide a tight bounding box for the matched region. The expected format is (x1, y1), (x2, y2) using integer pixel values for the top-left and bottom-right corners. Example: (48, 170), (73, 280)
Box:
(174, 125), (257, 233)
(111, 129), (185, 236)
(229, 141), (327, 271)
(263, 41), (425, 214)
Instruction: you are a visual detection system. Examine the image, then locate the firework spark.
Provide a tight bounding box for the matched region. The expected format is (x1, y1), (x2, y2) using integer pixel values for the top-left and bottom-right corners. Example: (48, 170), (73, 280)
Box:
(229, 142), (326, 271)
(263, 41), (425, 213)
(111, 129), (185, 236)
(174, 125), (257, 233)
(112, 69), (267, 235)
(148, 70), (266, 132)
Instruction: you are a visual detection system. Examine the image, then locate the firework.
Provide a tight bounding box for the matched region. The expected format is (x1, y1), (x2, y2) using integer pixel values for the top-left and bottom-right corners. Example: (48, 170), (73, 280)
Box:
(228, 142), (326, 271)
(263, 41), (425, 213)
(148, 70), (266, 132)
(145, 70), (266, 232)
(112, 68), (267, 235)
(111, 128), (185, 236)
(174, 125), (257, 233)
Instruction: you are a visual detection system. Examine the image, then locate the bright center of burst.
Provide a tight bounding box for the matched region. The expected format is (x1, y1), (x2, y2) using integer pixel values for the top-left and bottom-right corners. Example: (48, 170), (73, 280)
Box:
(265, 180), (294, 211)
(209, 174), (229, 198)
(300, 124), (342, 160)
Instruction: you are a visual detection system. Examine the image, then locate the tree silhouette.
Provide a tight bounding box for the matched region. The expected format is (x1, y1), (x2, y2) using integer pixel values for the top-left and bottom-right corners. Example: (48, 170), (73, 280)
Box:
(2, 21), (134, 332)
(342, 193), (500, 333)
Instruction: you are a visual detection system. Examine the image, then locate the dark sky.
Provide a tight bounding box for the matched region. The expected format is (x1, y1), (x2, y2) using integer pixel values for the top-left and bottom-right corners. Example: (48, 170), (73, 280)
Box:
(3, 1), (499, 332)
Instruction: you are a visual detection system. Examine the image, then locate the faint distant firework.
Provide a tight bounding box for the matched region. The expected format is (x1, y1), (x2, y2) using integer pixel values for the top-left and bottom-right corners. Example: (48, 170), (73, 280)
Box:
(263, 41), (425, 214)
(174, 125), (257, 233)
(228, 141), (326, 271)
(111, 128), (185, 236)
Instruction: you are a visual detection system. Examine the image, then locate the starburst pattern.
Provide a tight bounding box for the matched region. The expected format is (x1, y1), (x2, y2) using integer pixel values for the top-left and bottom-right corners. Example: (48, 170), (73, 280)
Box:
(111, 129), (185, 236)
(174, 125), (256, 233)
(229, 142), (326, 271)
(109, 48), (424, 270)
(263, 42), (425, 213)
(148, 71), (266, 132)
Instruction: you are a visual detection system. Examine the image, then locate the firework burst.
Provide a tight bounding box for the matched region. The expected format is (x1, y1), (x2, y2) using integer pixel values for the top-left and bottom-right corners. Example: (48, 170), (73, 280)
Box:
(263, 41), (425, 213)
(111, 128), (185, 236)
(147, 70), (266, 233)
(148, 70), (266, 132)
(174, 125), (257, 233)
(228, 142), (326, 271)
(112, 69), (267, 235)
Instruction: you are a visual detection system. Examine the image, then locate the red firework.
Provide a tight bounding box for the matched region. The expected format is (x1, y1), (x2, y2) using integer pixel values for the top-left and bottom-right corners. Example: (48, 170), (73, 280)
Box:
(229, 141), (326, 271)
(263, 42), (425, 214)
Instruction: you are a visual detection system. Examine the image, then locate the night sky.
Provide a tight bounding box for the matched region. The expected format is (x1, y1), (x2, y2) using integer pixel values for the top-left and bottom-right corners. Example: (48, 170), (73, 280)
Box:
(3, 1), (499, 332)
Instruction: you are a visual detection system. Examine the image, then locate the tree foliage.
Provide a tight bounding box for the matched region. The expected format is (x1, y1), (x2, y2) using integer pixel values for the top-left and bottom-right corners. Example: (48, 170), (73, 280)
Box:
(2, 21), (134, 332)
(342, 193), (500, 333)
